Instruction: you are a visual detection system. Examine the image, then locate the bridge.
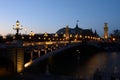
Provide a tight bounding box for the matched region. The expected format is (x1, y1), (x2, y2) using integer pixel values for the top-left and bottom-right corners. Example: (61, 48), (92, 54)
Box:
(0, 41), (78, 73)
(0, 40), (108, 77)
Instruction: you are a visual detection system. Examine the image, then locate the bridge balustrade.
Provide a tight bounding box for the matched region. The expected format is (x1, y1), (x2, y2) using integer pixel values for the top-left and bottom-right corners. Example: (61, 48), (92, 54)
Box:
(0, 41), (81, 74)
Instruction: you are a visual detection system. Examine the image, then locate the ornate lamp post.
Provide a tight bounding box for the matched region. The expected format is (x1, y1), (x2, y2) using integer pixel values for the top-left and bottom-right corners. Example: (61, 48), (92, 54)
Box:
(13, 20), (23, 40)
(12, 20), (24, 73)
(29, 31), (35, 37)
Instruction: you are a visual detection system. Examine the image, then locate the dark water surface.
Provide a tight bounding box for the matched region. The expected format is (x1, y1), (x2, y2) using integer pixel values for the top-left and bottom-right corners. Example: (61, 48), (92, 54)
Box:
(22, 50), (120, 80)
(74, 51), (120, 79)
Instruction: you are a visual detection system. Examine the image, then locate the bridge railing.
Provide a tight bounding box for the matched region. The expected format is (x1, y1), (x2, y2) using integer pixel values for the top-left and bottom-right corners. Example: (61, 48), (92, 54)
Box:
(24, 41), (81, 68)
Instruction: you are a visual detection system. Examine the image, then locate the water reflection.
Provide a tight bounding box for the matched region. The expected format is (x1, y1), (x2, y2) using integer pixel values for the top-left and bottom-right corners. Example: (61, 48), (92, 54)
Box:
(74, 52), (107, 79)
(20, 51), (120, 80)
(73, 52), (120, 79)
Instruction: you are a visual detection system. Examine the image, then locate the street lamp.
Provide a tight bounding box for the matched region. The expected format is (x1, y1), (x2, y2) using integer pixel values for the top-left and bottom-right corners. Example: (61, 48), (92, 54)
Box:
(13, 20), (23, 40)
(44, 32), (48, 37)
(80, 35), (82, 38)
(55, 33), (58, 37)
(29, 31), (35, 37)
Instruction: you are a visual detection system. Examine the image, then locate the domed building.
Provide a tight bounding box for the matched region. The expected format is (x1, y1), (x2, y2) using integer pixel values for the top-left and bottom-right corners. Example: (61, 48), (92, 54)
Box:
(56, 23), (99, 38)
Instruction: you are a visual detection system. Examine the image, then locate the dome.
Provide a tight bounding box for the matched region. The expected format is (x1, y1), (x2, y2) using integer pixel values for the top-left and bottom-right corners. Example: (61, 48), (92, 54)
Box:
(56, 24), (95, 36)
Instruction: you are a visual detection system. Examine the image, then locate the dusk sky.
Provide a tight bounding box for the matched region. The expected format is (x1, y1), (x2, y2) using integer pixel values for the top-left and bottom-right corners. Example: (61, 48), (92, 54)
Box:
(0, 0), (120, 36)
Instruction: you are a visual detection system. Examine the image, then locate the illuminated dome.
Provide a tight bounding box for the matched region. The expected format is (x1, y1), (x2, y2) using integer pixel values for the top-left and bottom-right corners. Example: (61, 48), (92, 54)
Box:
(56, 23), (94, 36)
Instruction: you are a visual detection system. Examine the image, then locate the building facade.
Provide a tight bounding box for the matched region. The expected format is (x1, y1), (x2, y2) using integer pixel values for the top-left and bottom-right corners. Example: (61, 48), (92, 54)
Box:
(56, 23), (99, 40)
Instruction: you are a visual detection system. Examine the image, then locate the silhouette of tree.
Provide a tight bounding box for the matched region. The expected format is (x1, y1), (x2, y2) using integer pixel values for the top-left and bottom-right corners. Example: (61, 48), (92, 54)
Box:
(110, 29), (120, 37)
(0, 35), (3, 43)
(110, 29), (120, 41)
(113, 29), (120, 36)
(6, 34), (14, 41)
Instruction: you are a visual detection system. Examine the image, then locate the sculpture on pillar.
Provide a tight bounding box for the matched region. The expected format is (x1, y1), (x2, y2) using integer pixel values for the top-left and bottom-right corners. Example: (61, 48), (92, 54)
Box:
(104, 23), (108, 39)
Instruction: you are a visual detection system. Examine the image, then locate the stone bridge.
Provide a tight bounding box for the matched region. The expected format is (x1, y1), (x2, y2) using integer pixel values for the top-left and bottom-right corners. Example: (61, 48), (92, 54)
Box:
(0, 40), (102, 76)
(24, 41), (101, 73)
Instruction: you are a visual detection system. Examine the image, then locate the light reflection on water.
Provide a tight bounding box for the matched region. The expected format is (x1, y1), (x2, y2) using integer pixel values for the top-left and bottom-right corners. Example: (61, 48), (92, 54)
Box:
(74, 52), (120, 79)
(17, 51), (120, 80)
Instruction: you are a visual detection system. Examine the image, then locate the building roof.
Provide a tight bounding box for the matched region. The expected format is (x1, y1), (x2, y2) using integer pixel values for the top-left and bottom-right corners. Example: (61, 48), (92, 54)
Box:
(56, 24), (95, 36)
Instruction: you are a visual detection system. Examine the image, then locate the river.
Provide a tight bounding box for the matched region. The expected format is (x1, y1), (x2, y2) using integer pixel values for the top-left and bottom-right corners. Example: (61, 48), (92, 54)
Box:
(22, 50), (120, 80)
(74, 51), (120, 79)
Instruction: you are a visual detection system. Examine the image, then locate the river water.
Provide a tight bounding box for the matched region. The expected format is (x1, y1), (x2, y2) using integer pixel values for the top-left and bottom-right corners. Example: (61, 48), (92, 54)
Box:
(23, 51), (120, 80)
(74, 51), (120, 79)
(47, 51), (120, 80)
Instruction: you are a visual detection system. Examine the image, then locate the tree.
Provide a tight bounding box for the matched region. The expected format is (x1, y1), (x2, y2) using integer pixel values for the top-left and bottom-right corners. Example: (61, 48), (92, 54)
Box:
(113, 29), (120, 36)
(110, 29), (120, 40)
(6, 34), (14, 41)
(0, 35), (4, 43)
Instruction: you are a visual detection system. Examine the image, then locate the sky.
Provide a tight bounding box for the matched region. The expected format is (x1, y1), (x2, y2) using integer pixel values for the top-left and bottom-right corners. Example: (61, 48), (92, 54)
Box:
(0, 0), (120, 36)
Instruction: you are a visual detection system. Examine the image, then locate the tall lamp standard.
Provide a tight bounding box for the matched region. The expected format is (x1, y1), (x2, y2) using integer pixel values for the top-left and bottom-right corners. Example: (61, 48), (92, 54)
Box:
(13, 20), (23, 40)
(12, 20), (24, 73)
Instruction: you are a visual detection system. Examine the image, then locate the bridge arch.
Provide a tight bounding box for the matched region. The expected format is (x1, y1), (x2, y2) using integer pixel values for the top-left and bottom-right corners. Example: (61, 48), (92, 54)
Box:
(24, 43), (101, 73)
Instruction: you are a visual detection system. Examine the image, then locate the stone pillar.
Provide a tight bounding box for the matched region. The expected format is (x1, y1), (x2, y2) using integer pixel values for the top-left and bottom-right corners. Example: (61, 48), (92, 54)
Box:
(16, 47), (24, 73)
(16, 40), (24, 73)
(7, 48), (17, 73)
(104, 23), (108, 39)
(7, 41), (24, 73)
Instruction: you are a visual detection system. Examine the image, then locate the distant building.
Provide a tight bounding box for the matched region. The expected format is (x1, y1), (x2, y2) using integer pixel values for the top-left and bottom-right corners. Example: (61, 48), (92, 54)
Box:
(56, 23), (99, 38)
